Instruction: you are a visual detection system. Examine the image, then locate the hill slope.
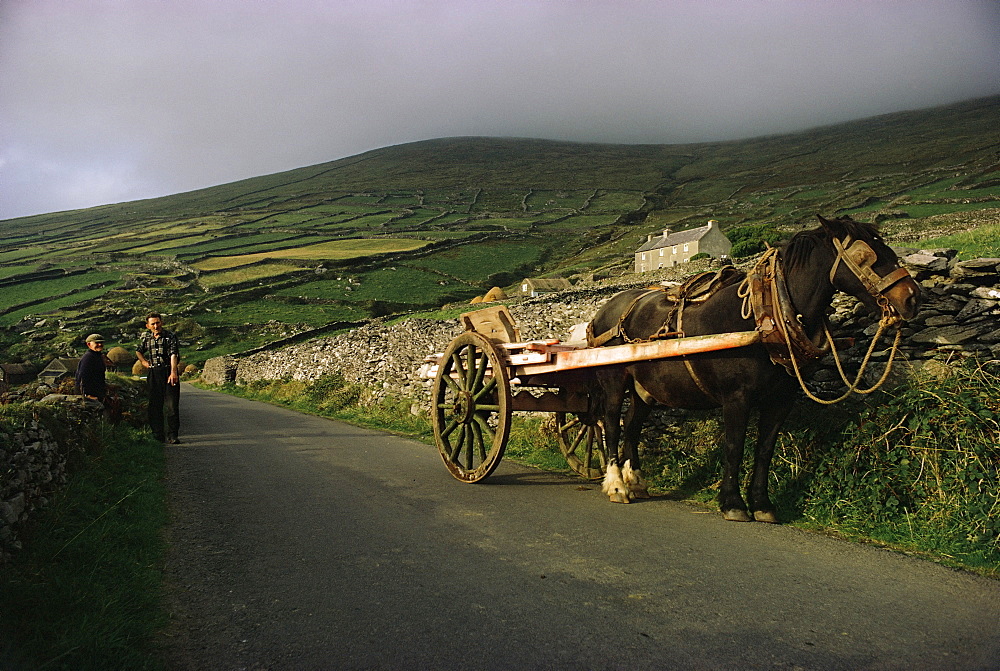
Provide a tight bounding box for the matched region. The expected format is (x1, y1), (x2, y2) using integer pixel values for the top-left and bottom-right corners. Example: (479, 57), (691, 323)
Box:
(0, 95), (997, 368)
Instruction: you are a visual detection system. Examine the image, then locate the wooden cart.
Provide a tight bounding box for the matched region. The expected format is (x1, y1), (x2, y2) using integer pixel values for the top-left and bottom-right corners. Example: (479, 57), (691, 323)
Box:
(423, 305), (760, 483)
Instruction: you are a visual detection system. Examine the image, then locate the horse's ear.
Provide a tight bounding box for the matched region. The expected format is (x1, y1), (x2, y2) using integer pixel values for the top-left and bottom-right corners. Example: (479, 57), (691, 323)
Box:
(816, 214), (845, 237)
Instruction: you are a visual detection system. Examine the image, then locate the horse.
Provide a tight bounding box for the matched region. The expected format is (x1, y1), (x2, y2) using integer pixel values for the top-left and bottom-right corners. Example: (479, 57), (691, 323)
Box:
(586, 215), (921, 521)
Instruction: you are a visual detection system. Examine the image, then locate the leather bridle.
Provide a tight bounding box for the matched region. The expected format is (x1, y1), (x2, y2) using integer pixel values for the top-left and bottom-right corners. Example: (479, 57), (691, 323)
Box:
(829, 236), (913, 326)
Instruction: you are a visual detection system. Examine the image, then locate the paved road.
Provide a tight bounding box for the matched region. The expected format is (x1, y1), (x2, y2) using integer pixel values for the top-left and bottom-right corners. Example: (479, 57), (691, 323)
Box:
(161, 384), (1000, 670)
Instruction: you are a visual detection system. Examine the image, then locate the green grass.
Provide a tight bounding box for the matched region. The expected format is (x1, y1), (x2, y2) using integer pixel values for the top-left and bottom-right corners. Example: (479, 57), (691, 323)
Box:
(196, 298), (366, 328)
(917, 221), (1000, 258)
(346, 266), (478, 304)
(0, 271), (121, 313)
(0, 284), (123, 327)
(0, 419), (167, 670)
(409, 239), (546, 282)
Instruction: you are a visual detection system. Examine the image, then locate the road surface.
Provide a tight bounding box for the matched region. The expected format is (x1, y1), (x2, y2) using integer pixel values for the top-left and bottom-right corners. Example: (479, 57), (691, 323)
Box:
(161, 384), (1000, 670)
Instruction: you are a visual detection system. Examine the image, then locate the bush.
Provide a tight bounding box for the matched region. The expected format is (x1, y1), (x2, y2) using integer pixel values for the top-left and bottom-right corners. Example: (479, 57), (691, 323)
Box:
(793, 361), (999, 567)
(727, 223), (784, 258)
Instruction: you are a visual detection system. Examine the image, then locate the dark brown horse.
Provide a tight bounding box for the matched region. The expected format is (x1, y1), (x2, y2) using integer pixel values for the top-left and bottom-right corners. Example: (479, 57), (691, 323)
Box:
(587, 215), (920, 520)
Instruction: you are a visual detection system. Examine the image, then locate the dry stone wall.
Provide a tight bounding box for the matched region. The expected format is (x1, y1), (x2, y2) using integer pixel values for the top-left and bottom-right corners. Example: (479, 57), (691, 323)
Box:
(211, 249), (1000, 408)
(0, 395), (104, 562)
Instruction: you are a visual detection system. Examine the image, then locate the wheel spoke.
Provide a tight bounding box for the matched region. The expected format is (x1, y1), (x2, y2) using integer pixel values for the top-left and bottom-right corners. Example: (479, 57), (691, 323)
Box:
(465, 346), (477, 388)
(443, 374), (461, 393)
(584, 429), (596, 468)
(471, 420), (487, 463)
(464, 424), (475, 470)
(560, 416), (581, 433)
(450, 424), (467, 463)
(473, 376), (497, 403)
(473, 412), (495, 444)
(450, 352), (468, 389)
(440, 416), (459, 439)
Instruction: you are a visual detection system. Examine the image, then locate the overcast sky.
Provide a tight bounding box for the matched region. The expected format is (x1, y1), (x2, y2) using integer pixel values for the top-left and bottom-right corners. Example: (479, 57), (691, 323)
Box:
(2, 0), (999, 221)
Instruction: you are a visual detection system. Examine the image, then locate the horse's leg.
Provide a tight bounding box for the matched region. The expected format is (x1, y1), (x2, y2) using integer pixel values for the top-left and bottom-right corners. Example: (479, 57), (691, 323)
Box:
(748, 399), (794, 523)
(719, 400), (753, 522)
(594, 368), (631, 503)
(621, 387), (652, 499)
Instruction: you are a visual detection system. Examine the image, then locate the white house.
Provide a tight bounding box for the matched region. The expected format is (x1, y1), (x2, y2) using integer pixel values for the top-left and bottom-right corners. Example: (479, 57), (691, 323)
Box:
(634, 220), (732, 272)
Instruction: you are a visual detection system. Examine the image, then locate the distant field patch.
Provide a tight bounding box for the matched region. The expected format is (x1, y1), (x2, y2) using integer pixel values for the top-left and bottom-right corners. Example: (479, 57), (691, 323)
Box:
(409, 239), (544, 282)
(0, 285), (120, 326)
(585, 191), (647, 212)
(545, 214), (621, 230)
(198, 262), (301, 288)
(525, 190), (591, 211)
(277, 267), (477, 306)
(196, 299), (367, 328)
(0, 271), (120, 313)
(0, 247), (46, 263)
(127, 234), (219, 255)
(193, 238), (429, 272)
(0, 265), (37, 280)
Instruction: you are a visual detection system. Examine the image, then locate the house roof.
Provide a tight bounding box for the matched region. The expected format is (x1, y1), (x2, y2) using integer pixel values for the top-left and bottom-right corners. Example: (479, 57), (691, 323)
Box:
(0, 364), (34, 376)
(40, 358), (80, 373)
(636, 221), (719, 253)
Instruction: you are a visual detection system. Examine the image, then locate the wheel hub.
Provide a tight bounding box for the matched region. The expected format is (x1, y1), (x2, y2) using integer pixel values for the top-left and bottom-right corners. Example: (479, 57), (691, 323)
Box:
(453, 390), (475, 423)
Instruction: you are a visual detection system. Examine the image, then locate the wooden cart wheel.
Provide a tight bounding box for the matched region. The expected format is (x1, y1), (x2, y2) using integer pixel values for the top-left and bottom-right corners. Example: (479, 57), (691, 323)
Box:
(555, 411), (606, 480)
(431, 331), (512, 483)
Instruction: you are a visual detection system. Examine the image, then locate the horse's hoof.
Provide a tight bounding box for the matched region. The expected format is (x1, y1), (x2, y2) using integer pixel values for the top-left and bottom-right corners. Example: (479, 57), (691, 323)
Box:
(608, 492), (631, 504)
(753, 511), (779, 524)
(723, 509), (752, 522)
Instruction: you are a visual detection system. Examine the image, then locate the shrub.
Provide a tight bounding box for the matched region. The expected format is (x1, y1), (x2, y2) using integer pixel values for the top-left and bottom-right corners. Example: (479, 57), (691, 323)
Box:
(727, 223), (784, 258)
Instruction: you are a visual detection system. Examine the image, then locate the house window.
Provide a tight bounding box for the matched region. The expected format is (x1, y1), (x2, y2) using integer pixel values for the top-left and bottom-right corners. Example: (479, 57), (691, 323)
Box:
(641, 252), (646, 260)
(522, 283), (528, 292)
(672, 246), (677, 254)
(659, 249), (663, 256)
(683, 243), (689, 252)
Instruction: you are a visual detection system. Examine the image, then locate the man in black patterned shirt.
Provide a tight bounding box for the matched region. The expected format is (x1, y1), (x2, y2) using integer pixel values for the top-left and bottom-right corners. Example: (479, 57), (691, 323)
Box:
(136, 312), (181, 444)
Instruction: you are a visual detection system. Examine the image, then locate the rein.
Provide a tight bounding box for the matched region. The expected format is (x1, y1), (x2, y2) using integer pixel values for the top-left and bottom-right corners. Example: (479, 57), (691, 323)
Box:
(739, 240), (905, 404)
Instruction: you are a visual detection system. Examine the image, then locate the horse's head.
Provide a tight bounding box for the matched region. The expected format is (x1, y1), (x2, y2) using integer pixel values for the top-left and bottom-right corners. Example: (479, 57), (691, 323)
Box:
(817, 214), (921, 323)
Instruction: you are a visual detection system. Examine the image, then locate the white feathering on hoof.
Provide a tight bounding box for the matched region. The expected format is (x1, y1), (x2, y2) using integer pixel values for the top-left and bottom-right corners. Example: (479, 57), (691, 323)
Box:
(621, 460), (650, 499)
(602, 463), (631, 503)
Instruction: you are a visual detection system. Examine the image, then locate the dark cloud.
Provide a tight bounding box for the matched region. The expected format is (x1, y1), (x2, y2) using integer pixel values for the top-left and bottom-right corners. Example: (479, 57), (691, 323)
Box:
(2, 0), (998, 219)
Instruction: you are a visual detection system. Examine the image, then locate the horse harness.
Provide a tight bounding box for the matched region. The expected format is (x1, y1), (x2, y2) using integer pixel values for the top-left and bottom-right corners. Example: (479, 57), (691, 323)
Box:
(586, 266), (745, 400)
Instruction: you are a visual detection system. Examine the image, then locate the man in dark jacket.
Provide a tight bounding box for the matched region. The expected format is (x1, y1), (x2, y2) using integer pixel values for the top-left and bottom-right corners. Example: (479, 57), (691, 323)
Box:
(136, 312), (181, 444)
(75, 333), (110, 401)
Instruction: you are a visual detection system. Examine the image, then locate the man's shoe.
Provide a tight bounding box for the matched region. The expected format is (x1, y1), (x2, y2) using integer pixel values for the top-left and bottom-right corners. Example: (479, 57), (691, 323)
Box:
(167, 437), (181, 445)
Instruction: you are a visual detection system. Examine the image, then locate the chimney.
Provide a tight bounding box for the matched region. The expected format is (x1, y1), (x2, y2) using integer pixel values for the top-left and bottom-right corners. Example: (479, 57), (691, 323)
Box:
(707, 220), (717, 229)
(662, 227), (671, 240)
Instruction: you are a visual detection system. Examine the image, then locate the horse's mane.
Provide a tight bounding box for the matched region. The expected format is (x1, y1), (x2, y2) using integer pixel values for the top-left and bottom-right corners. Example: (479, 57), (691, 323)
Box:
(781, 217), (879, 271)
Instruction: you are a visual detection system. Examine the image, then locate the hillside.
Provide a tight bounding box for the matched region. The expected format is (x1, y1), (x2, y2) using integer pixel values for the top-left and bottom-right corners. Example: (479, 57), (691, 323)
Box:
(0, 95), (998, 368)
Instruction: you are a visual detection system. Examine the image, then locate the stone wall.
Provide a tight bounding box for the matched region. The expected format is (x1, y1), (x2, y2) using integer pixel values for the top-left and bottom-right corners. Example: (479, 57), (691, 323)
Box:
(0, 396), (104, 562)
(208, 249), (1000, 408)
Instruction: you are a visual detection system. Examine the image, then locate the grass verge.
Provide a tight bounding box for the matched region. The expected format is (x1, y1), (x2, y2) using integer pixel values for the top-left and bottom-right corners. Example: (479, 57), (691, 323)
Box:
(0, 425), (166, 671)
